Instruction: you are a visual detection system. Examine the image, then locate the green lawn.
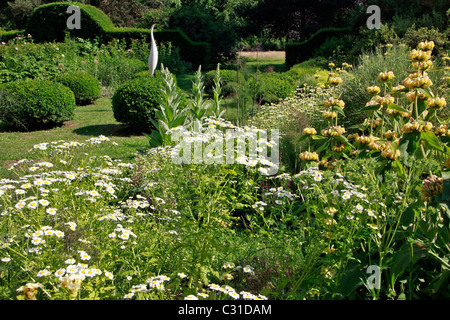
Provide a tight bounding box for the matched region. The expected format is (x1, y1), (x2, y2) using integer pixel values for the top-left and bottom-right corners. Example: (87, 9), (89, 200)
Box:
(0, 97), (146, 178)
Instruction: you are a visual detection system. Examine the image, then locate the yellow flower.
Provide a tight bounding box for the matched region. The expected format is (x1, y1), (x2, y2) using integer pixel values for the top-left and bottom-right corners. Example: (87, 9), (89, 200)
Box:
(322, 111), (337, 119)
(17, 283), (44, 300)
(417, 40), (435, 51)
(426, 97), (446, 109)
(324, 98), (345, 108)
(375, 95), (395, 106)
(333, 144), (345, 152)
(367, 86), (381, 95)
(321, 126), (346, 137)
(299, 151), (319, 161)
(381, 147), (401, 160)
(303, 127), (317, 135)
(328, 77), (343, 86)
(377, 71), (395, 82)
(409, 49), (432, 62)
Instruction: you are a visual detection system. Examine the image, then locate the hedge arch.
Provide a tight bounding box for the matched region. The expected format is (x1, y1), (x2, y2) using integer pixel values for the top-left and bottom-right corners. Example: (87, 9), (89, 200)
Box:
(24, 2), (210, 68)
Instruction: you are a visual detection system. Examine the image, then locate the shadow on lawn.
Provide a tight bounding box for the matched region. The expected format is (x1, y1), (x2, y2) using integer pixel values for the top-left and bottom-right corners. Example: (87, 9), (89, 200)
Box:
(73, 124), (144, 137)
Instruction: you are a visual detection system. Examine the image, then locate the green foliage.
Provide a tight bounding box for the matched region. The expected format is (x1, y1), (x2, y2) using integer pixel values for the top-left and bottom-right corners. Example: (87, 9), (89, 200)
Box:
(23, 2), (210, 69)
(167, 5), (237, 64)
(285, 59), (329, 86)
(247, 72), (296, 104)
(403, 26), (449, 56)
(339, 44), (411, 128)
(0, 79), (75, 130)
(56, 72), (101, 105)
(285, 28), (350, 68)
(204, 69), (239, 97)
(111, 75), (165, 134)
(145, 65), (189, 148)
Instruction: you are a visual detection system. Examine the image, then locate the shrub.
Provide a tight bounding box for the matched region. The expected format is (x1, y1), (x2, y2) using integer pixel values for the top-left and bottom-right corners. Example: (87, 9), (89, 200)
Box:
(111, 75), (186, 133)
(0, 79), (75, 130)
(338, 44), (411, 128)
(247, 72), (296, 104)
(285, 59), (329, 86)
(204, 69), (239, 97)
(56, 72), (101, 105)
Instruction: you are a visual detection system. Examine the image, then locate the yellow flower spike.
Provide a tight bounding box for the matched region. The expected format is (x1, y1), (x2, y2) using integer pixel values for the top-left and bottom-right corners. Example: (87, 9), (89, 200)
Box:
(426, 97), (446, 109)
(367, 86), (381, 95)
(322, 111), (337, 119)
(299, 151), (319, 161)
(303, 127), (317, 135)
(328, 77), (343, 86)
(377, 71), (395, 82)
(417, 40), (435, 51)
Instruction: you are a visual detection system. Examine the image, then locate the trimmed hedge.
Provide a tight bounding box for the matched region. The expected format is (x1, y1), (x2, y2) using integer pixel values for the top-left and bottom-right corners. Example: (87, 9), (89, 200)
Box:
(0, 79), (75, 130)
(285, 28), (350, 69)
(56, 72), (101, 105)
(0, 30), (26, 43)
(24, 2), (210, 68)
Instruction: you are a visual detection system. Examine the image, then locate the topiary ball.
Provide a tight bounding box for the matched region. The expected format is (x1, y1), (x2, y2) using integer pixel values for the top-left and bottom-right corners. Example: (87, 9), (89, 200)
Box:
(0, 79), (76, 131)
(56, 72), (101, 105)
(111, 76), (165, 133)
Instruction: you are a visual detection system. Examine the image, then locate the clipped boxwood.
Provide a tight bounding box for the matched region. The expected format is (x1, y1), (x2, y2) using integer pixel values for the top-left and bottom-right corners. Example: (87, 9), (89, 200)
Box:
(111, 76), (167, 133)
(0, 79), (75, 130)
(56, 72), (101, 105)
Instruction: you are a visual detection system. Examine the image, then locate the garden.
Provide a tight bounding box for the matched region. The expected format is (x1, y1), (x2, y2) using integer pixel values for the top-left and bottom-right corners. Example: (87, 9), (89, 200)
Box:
(0, 1), (449, 301)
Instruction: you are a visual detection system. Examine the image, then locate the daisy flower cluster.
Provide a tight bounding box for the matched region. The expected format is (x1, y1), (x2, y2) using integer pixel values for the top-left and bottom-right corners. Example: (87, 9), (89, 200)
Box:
(123, 275), (171, 299)
(164, 117), (279, 175)
(185, 283), (267, 300)
(293, 167), (385, 223)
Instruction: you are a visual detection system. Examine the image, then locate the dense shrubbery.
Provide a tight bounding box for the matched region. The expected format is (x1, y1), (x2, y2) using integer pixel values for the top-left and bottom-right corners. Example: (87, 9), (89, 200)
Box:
(0, 79), (75, 130)
(247, 72), (296, 104)
(56, 72), (101, 105)
(204, 69), (239, 97)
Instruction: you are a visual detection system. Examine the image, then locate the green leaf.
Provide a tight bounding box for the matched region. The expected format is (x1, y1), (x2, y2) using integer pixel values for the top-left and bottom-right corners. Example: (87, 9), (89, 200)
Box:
(358, 104), (381, 113)
(400, 206), (415, 228)
(420, 131), (445, 153)
(390, 245), (427, 280)
(386, 103), (409, 113)
(297, 135), (309, 143)
(393, 160), (406, 179)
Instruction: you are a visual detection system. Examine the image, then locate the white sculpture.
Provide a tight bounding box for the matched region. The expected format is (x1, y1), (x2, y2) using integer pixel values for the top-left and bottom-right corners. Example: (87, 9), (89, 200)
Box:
(148, 24), (158, 77)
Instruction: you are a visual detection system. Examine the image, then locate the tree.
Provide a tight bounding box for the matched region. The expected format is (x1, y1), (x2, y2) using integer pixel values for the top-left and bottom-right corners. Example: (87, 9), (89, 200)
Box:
(241, 0), (360, 41)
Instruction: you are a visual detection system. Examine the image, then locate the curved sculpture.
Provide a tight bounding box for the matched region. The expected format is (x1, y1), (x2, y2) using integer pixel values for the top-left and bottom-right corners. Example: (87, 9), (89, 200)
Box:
(148, 24), (158, 77)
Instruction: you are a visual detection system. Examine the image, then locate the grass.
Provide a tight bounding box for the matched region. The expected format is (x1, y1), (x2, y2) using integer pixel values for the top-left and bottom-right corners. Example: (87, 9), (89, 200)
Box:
(0, 97), (146, 178)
